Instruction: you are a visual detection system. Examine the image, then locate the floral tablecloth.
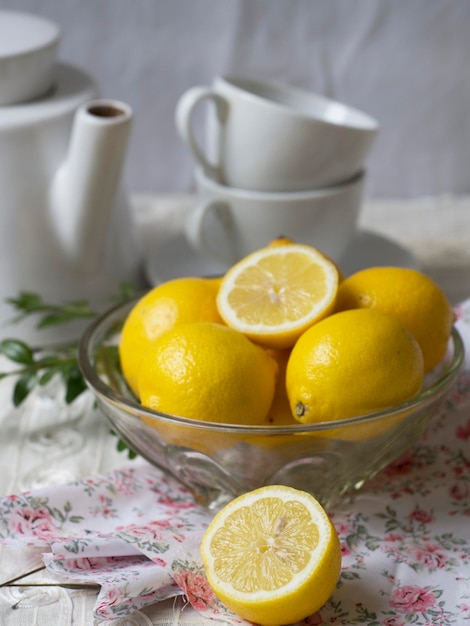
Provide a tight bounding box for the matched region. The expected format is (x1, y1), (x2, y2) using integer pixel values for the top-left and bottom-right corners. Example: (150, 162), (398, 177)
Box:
(1, 300), (470, 625)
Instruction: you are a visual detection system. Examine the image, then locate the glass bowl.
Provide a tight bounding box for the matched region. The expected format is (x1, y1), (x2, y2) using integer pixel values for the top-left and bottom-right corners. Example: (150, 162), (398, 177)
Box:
(78, 298), (464, 510)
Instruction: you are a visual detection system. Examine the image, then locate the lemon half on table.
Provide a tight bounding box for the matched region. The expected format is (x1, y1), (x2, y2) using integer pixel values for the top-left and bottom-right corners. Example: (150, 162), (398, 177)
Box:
(200, 484), (341, 626)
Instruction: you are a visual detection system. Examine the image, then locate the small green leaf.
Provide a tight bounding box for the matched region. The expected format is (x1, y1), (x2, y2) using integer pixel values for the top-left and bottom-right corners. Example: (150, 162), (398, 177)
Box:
(113, 433), (138, 459)
(64, 369), (87, 404)
(37, 313), (76, 329)
(66, 299), (91, 311)
(13, 372), (37, 406)
(36, 355), (62, 367)
(0, 339), (34, 365)
(6, 291), (44, 313)
(38, 370), (57, 386)
(119, 282), (136, 300)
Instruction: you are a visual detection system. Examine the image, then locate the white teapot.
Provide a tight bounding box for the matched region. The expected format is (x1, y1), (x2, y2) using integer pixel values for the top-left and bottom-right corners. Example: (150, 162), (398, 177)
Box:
(0, 12), (144, 344)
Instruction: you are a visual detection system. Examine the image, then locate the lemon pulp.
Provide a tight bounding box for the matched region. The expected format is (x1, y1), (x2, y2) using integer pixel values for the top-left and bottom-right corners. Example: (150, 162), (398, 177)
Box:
(201, 485), (341, 625)
(217, 243), (339, 349)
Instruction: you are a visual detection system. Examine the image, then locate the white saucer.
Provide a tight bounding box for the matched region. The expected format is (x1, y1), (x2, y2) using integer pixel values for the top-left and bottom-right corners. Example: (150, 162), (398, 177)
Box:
(339, 229), (419, 274)
(144, 229), (418, 285)
(144, 234), (230, 284)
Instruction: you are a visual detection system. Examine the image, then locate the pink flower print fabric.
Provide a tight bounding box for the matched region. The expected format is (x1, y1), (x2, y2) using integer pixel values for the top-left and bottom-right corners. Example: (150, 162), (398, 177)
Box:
(0, 463), (212, 621)
(0, 298), (470, 625)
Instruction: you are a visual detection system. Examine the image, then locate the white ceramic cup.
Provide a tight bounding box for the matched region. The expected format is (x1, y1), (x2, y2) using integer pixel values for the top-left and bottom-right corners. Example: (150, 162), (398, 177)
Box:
(185, 168), (365, 266)
(176, 76), (378, 192)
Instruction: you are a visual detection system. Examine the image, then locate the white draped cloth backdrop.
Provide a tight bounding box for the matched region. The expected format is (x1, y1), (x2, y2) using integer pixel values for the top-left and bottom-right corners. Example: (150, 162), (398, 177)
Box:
(2, 0), (470, 198)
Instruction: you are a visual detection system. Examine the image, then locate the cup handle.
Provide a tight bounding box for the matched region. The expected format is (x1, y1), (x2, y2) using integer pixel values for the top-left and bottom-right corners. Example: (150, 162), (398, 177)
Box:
(175, 87), (227, 182)
(185, 200), (236, 265)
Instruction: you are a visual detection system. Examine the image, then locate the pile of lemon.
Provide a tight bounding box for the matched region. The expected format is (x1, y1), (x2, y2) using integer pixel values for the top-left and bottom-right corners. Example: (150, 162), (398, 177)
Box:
(118, 239), (455, 625)
(119, 238), (454, 429)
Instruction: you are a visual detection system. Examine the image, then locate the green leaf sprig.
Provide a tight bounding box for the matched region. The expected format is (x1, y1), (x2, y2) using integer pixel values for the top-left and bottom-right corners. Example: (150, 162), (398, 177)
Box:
(0, 338), (86, 407)
(6, 292), (96, 327)
(0, 284), (137, 458)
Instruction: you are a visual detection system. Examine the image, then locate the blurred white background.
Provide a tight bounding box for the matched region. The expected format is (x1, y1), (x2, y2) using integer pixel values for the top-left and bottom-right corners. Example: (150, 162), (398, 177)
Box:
(1, 0), (470, 199)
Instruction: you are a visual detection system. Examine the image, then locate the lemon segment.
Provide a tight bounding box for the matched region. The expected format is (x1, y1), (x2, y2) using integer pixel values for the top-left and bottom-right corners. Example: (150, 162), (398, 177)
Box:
(217, 244), (339, 349)
(200, 485), (341, 625)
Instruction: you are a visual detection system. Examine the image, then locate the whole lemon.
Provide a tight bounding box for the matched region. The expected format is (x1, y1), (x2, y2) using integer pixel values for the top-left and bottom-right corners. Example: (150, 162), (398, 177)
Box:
(286, 308), (424, 424)
(119, 277), (223, 396)
(138, 322), (277, 425)
(335, 266), (454, 372)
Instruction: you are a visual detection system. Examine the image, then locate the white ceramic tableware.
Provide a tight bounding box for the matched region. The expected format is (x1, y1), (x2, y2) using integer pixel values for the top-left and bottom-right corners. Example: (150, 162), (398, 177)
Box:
(176, 75), (378, 192)
(184, 168), (364, 266)
(0, 12), (144, 344)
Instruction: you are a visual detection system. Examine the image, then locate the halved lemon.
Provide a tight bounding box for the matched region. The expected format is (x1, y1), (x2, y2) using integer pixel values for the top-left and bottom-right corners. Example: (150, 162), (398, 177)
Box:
(216, 244), (339, 348)
(200, 485), (341, 626)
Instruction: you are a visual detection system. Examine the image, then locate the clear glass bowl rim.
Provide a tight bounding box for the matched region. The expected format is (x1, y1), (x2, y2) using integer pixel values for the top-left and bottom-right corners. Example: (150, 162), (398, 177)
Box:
(78, 297), (465, 435)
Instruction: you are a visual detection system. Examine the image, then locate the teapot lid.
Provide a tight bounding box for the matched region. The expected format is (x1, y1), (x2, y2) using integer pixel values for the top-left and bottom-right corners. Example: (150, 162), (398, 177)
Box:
(0, 11), (60, 105)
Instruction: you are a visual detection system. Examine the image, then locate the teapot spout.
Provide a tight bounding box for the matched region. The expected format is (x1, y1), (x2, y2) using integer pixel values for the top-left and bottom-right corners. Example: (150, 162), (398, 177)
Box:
(50, 100), (132, 271)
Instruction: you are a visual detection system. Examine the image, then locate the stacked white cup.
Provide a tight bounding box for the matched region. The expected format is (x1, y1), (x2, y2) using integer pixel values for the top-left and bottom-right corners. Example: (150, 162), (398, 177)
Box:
(176, 76), (378, 266)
